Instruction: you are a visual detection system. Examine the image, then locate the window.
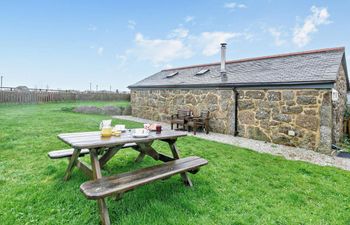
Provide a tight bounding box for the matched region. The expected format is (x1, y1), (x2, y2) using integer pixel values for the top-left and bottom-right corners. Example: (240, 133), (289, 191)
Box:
(166, 72), (178, 78)
(196, 68), (209, 75)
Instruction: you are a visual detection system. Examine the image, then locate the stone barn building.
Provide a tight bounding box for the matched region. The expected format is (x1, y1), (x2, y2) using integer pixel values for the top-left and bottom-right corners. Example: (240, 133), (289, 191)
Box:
(129, 45), (348, 154)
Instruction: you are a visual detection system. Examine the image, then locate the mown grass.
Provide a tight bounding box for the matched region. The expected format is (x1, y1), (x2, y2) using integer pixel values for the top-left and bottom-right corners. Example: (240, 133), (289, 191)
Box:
(0, 102), (350, 225)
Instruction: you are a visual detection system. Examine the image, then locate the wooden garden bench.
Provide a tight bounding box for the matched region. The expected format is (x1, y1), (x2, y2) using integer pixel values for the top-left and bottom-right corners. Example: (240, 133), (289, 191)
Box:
(54, 130), (208, 225)
(187, 110), (210, 135)
(48, 143), (138, 159)
(170, 109), (192, 130)
(80, 156), (208, 200)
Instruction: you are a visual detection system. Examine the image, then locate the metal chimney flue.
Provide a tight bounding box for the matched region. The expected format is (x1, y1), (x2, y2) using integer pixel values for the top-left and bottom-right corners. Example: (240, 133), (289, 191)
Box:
(220, 43), (227, 82)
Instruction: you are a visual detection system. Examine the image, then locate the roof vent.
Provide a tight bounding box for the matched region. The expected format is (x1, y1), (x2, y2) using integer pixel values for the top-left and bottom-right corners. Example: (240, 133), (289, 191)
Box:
(166, 72), (178, 78)
(196, 68), (209, 75)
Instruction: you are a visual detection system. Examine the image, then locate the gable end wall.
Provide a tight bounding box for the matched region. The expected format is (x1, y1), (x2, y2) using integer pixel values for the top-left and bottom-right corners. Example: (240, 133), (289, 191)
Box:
(333, 63), (348, 144)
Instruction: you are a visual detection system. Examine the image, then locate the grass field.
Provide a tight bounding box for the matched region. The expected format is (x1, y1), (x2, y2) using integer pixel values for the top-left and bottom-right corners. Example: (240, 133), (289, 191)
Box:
(0, 102), (350, 225)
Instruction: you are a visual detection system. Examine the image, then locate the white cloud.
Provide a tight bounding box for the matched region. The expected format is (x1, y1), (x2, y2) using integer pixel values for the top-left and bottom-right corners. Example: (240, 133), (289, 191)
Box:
(168, 27), (189, 39)
(268, 28), (286, 46)
(293, 6), (331, 47)
(128, 20), (136, 30)
(119, 26), (252, 68)
(224, 2), (247, 9)
(131, 33), (193, 64)
(184, 16), (195, 23)
(88, 24), (97, 31)
(194, 31), (245, 56)
(97, 47), (104, 56)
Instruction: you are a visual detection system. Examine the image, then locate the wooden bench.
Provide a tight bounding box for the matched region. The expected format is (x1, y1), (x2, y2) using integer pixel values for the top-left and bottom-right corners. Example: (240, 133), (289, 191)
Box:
(80, 156), (208, 200)
(48, 143), (138, 159)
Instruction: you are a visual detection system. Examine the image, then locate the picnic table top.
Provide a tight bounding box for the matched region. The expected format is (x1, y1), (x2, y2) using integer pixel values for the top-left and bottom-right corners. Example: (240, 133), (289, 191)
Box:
(58, 129), (187, 149)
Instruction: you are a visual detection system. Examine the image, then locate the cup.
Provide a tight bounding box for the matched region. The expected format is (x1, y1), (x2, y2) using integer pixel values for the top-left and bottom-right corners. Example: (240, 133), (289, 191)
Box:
(156, 125), (162, 134)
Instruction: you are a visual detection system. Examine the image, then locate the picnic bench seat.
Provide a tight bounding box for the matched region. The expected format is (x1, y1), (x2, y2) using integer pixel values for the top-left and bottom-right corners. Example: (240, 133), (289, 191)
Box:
(48, 149), (90, 159)
(48, 143), (138, 159)
(80, 156), (208, 200)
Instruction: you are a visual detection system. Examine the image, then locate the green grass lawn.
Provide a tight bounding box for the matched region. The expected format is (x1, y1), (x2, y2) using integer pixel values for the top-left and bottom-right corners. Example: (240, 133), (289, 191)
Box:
(1, 102), (350, 225)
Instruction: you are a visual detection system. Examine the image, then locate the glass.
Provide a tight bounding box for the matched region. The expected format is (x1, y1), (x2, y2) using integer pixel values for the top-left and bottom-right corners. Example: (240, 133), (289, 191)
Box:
(156, 125), (162, 134)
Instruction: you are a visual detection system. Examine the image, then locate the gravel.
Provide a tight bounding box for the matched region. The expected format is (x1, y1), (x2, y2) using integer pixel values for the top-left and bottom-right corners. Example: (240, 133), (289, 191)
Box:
(113, 115), (350, 171)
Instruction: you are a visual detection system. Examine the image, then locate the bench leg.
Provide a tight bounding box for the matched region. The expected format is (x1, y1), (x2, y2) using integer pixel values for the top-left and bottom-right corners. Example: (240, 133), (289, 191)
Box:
(97, 199), (110, 225)
(90, 149), (111, 225)
(64, 148), (81, 181)
(167, 141), (193, 187)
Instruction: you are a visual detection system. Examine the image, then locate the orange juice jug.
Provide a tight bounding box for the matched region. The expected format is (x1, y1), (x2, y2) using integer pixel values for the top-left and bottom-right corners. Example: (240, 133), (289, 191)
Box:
(100, 120), (112, 137)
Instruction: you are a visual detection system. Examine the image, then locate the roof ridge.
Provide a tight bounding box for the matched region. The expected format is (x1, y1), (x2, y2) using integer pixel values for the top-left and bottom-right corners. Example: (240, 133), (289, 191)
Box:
(161, 47), (345, 72)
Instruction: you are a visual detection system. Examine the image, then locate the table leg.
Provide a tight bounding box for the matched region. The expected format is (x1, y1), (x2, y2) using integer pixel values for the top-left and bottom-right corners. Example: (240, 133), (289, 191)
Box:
(76, 159), (93, 178)
(135, 152), (146, 163)
(64, 148), (81, 181)
(99, 146), (123, 168)
(167, 140), (193, 187)
(134, 142), (159, 162)
(90, 149), (111, 225)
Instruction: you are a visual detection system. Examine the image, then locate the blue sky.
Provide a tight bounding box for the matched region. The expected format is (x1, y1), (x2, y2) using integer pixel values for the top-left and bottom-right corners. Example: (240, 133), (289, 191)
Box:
(0, 0), (349, 91)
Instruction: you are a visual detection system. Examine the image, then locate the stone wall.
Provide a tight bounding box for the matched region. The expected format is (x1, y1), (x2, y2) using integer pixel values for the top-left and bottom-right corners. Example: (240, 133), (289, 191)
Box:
(333, 63), (347, 144)
(131, 82), (347, 154)
(130, 89), (235, 134)
(237, 89), (332, 153)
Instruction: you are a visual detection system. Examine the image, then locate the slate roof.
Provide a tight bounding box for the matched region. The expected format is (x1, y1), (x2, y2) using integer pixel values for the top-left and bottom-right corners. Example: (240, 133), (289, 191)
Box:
(129, 47), (348, 89)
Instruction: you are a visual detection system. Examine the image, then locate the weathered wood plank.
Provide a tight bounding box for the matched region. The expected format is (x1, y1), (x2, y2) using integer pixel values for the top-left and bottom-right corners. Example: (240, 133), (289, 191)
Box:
(63, 148), (81, 181)
(76, 159), (93, 178)
(166, 140), (193, 187)
(48, 148), (89, 159)
(137, 142), (159, 161)
(90, 149), (111, 225)
(135, 152), (146, 163)
(58, 130), (187, 149)
(80, 156), (208, 199)
(99, 146), (123, 167)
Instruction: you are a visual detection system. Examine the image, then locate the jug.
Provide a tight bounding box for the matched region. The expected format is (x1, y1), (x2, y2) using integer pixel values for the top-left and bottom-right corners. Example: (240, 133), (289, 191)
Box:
(100, 120), (112, 137)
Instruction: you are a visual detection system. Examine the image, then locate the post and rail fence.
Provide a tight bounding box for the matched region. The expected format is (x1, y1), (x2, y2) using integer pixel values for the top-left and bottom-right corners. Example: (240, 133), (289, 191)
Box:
(0, 86), (130, 103)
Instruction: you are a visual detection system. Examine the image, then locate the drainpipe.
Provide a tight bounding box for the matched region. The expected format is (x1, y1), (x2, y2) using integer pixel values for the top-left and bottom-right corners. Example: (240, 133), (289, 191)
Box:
(233, 88), (239, 136)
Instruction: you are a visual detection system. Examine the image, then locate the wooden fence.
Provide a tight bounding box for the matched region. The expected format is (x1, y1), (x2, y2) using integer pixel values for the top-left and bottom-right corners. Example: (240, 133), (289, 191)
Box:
(0, 89), (130, 103)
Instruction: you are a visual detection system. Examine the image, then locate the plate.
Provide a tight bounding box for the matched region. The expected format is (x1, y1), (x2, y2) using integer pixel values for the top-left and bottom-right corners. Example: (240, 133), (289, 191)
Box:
(113, 128), (126, 133)
(132, 133), (149, 138)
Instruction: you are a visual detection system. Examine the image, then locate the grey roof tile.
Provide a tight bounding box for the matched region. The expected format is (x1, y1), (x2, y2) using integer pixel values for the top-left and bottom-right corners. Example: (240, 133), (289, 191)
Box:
(129, 47), (346, 88)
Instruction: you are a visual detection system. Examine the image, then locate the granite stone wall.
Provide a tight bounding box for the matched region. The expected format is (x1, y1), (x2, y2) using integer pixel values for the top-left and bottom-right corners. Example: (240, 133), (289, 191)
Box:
(333, 63), (347, 144)
(131, 82), (346, 154)
(237, 89), (332, 153)
(130, 89), (235, 134)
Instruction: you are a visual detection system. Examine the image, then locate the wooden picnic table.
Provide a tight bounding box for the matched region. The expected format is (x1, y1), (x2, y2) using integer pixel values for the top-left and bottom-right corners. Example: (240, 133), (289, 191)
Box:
(55, 129), (207, 225)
